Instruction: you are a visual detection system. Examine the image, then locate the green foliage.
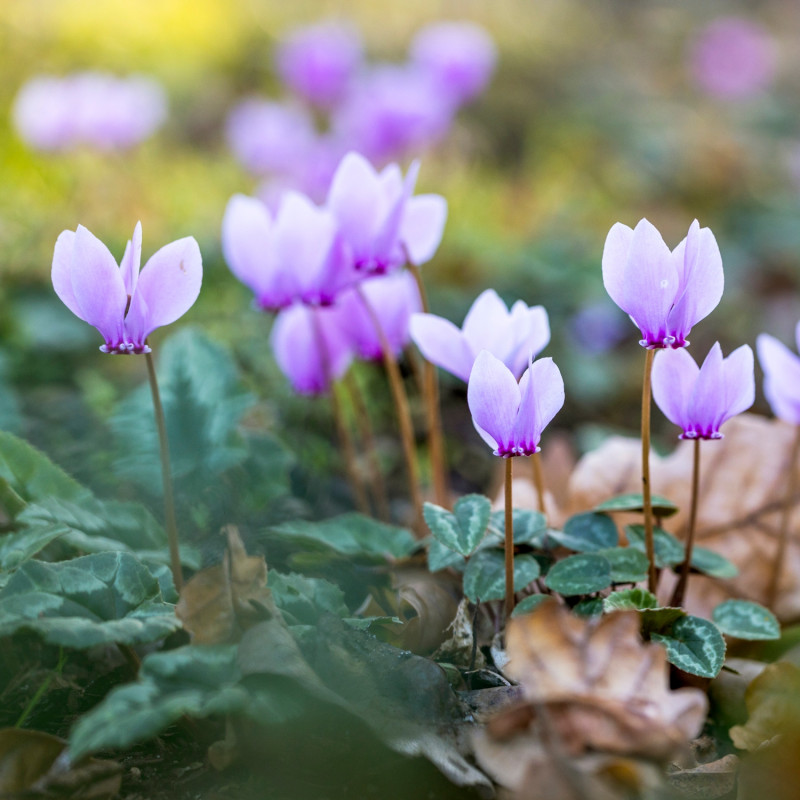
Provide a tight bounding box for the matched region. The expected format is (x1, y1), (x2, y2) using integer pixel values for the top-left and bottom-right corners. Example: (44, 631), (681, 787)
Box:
(511, 594), (551, 617)
(651, 616), (726, 678)
(268, 570), (349, 626)
(544, 553), (612, 596)
(625, 524), (684, 568)
(691, 547), (739, 579)
(462, 551), (540, 602)
(594, 493), (678, 517)
(488, 509), (547, 546)
(597, 547), (650, 583)
(0, 551), (181, 648)
(603, 588), (658, 611)
(423, 494), (491, 557)
(573, 597), (605, 617)
(712, 600), (780, 641)
(549, 512), (618, 552)
(427, 537), (465, 573)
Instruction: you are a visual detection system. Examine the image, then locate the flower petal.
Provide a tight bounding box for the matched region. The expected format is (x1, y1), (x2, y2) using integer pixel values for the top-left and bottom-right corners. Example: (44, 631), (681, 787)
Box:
(409, 312), (475, 382)
(652, 347), (699, 432)
(221, 194), (275, 301)
(757, 333), (800, 424)
(52, 229), (84, 320)
(125, 236), (202, 345)
(462, 289), (512, 353)
(120, 221), (142, 298)
(400, 193), (447, 266)
(720, 343), (754, 424)
(512, 357), (564, 453)
(69, 225), (127, 346)
(691, 342), (725, 435)
(601, 221), (634, 313)
(508, 303), (550, 378)
(467, 350), (521, 455)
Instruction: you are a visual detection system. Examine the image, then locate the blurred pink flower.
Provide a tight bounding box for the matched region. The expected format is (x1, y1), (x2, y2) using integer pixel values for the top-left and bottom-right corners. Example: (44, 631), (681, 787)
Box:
(13, 72), (167, 152)
(275, 21), (363, 108)
(757, 323), (800, 424)
(690, 17), (776, 99)
(409, 21), (496, 105)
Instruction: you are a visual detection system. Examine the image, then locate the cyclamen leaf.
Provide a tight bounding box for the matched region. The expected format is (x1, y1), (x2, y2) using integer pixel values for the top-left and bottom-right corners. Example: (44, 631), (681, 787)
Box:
(268, 570), (349, 625)
(0, 552), (181, 648)
(712, 600), (780, 641)
(625, 524), (685, 568)
(603, 588), (659, 612)
(511, 594), (551, 617)
(463, 551), (540, 602)
(489, 509), (547, 546)
(594, 493), (678, 517)
(691, 547), (739, 579)
(598, 547), (650, 583)
(651, 616), (726, 678)
(423, 494), (490, 557)
(544, 553), (612, 596)
(427, 537), (465, 573)
(549, 512), (618, 552)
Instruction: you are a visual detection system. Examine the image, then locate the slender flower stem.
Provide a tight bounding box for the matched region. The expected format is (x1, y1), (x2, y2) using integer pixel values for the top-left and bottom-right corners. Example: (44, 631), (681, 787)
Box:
(356, 286), (424, 533)
(15, 648), (66, 728)
(641, 348), (657, 593)
(671, 438), (701, 608)
(343, 371), (391, 522)
(145, 350), (183, 593)
(330, 381), (370, 515)
(767, 424), (800, 608)
(505, 457), (515, 618)
(408, 263), (449, 508)
(531, 451), (546, 514)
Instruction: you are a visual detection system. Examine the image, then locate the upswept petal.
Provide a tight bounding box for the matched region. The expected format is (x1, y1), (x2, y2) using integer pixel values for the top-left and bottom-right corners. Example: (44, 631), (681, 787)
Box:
(372, 161), (419, 268)
(462, 289), (513, 353)
(666, 222), (724, 343)
(622, 219), (677, 344)
(467, 350), (520, 455)
(120, 221), (143, 298)
(601, 222), (634, 312)
(757, 333), (800, 424)
(52, 229), (83, 320)
(409, 313), (474, 382)
(69, 225), (127, 346)
(397, 193), (447, 267)
(508, 304), (550, 378)
(221, 195), (274, 299)
(125, 236), (202, 345)
(720, 344), (755, 422)
(512, 357), (564, 454)
(691, 343), (725, 435)
(652, 347), (699, 431)
(326, 152), (384, 261)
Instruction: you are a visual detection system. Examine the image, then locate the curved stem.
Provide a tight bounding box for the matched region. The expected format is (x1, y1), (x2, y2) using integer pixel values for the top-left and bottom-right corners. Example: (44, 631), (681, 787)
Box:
(671, 438), (701, 608)
(505, 457), (515, 618)
(408, 263), (449, 507)
(531, 451), (546, 514)
(767, 424), (800, 608)
(356, 286), (424, 533)
(343, 371), (391, 522)
(145, 350), (183, 593)
(641, 348), (657, 593)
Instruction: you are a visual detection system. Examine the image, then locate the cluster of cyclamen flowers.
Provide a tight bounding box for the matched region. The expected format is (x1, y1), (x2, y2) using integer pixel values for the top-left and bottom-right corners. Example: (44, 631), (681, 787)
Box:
(13, 72), (167, 152)
(226, 19), (496, 205)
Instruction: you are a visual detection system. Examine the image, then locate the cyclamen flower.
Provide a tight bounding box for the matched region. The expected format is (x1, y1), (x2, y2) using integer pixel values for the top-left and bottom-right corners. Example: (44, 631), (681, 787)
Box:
(467, 350), (564, 457)
(409, 21), (497, 105)
(221, 191), (353, 310)
(271, 303), (352, 396)
(757, 324), (800, 424)
(275, 22), (362, 108)
(335, 271), (421, 361)
(602, 219), (724, 349)
(52, 223), (202, 354)
(326, 151), (447, 274)
(410, 289), (550, 383)
(652, 343), (754, 439)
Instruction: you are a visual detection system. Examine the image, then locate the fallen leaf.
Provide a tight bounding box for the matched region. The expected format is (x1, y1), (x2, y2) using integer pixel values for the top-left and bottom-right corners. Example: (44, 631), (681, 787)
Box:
(0, 728), (121, 799)
(175, 526), (278, 644)
(666, 754), (739, 800)
(565, 414), (800, 621)
(432, 597), (486, 669)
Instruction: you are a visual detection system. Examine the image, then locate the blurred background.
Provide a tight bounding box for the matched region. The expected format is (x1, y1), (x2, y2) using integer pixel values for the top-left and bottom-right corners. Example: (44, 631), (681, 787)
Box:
(2, 0), (800, 525)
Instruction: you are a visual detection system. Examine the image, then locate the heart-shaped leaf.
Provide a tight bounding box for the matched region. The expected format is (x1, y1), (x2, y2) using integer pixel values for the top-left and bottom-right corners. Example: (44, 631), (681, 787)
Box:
(463, 550), (540, 602)
(712, 600), (780, 641)
(594, 493), (678, 517)
(598, 547), (650, 583)
(544, 553), (612, 596)
(549, 512), (618, 552)
(651, 615), (726, 678)
(604, 588), (658, 612)
(625, 524), (685, 568)
(423, 494), (490, 557)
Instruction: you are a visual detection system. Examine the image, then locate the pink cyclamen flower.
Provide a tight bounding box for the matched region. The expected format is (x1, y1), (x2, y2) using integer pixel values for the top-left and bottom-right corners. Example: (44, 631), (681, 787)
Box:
(757, 323), (800, 424)
(410, 289), (550, 383)
(275, 21), (362, 108)
(652, 342), (754, 439)
(409, 21), (497, 105)
(690, 17), (775, 100)
(602, 218), (724, 349)
(52, 222), (202, 354)
(467, 350), (564, 457)
(271, 303), (352, 396)
(221, 191), (353, 310)
(326, 151), (447, 274)
(335, 271), (422, 361)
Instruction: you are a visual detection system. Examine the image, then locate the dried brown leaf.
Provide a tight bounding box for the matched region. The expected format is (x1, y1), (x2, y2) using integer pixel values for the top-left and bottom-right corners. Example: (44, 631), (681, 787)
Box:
(0, 728), (121, 799)
(175, 527), (277, 644)
(565, 414), (800, 621)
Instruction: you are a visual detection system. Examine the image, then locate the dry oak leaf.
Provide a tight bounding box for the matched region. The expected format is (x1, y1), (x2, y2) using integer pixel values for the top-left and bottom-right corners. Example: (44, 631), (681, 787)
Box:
(564, 414), (800, 622)
(176, 526), (277, 644)
(473, 602), (707, 794)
